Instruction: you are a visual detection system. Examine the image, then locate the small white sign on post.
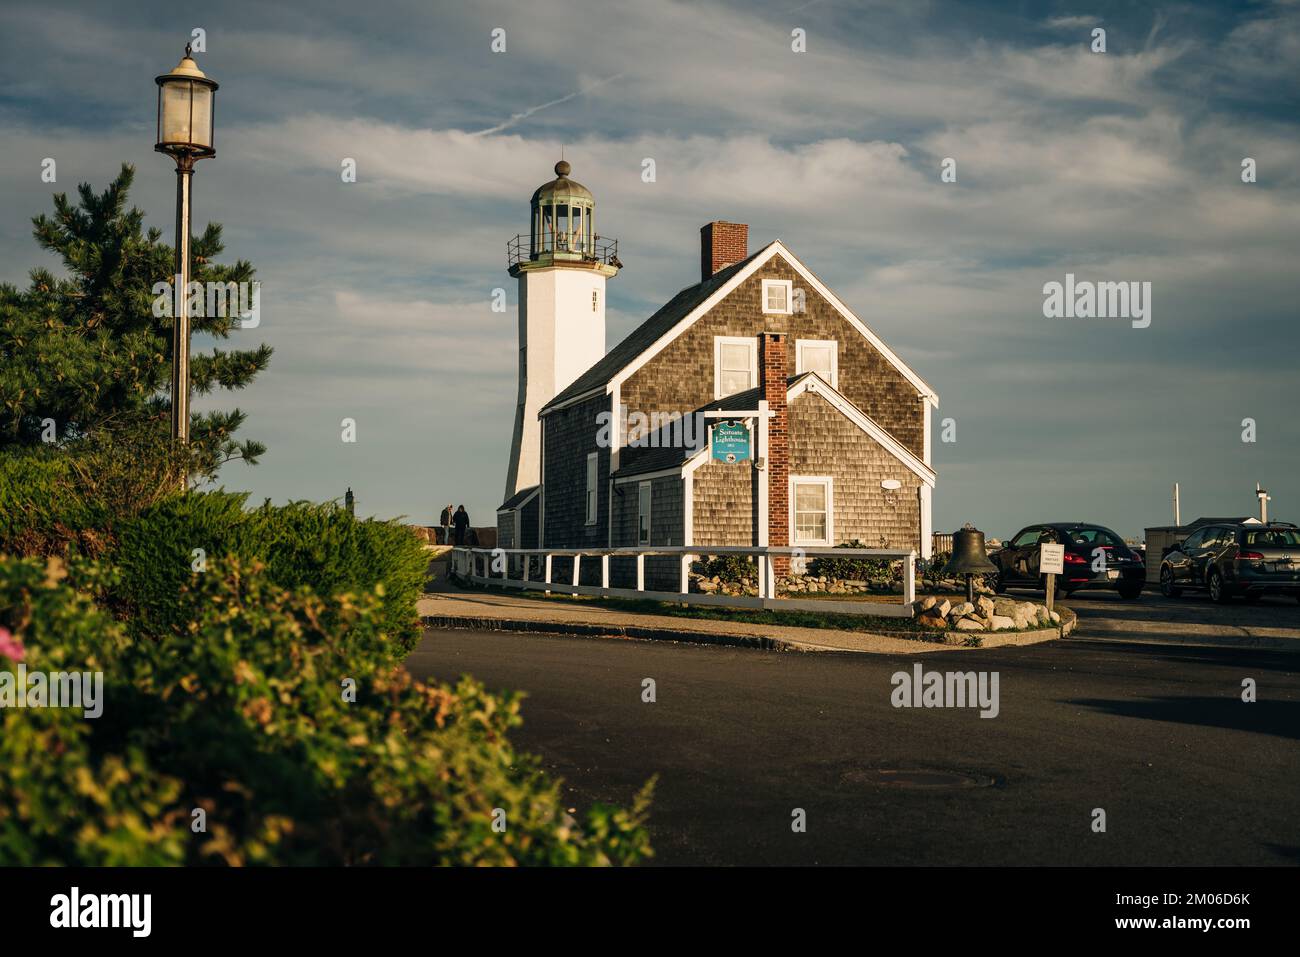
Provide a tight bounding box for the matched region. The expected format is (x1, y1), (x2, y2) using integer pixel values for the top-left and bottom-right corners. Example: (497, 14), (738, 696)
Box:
(1039, 543), (1065, 612)
(1039, 544), (1065, 575)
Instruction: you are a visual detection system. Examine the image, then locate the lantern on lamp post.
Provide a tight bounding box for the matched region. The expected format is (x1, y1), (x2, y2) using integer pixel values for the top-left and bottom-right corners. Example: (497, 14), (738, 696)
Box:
(155, 44), (217, 446)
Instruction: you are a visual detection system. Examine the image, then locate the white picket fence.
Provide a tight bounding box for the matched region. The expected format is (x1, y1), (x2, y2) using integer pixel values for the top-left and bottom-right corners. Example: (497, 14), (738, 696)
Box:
(450, 545), (916, 617)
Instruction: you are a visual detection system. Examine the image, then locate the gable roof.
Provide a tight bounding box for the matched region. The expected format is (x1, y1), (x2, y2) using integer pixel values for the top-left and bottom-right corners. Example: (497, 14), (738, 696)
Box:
(497, 484), (540, 511)
(542, 246), (773, 413)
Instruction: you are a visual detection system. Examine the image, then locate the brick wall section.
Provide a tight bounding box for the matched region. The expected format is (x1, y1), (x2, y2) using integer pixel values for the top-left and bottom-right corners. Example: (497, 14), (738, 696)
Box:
(621, 255), (925, 459)
(541, 392), (611, 584)
(788, 390), (923, 553)
(763, 332), (790, 575)
(700, 222), (749, 280)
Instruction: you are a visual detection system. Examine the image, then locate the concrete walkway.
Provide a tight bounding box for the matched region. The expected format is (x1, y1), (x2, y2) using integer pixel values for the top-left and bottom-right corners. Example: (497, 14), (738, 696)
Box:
(418, 562), (1066, 654)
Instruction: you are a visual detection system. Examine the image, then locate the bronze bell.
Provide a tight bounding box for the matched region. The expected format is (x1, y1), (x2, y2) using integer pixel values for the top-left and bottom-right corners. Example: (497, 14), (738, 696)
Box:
(941, 524), (998, 601)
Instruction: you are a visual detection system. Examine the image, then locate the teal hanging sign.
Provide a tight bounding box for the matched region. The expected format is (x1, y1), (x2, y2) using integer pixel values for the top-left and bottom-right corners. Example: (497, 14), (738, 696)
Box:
(711, 420), (751, 464)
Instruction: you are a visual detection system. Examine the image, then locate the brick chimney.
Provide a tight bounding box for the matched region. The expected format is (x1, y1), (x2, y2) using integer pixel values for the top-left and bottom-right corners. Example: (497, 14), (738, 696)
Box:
(763, 332), (790, 576)
(700, 222), (748, 281)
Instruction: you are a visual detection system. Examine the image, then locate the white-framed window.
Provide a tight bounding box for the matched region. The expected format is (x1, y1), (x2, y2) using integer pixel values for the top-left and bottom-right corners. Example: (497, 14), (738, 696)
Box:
(637, 481), (652, 545)
(585, 452), (599, 525)
(790, 476), (833, 546)
(761, 279), (793, 315)
(713, 336), (757, 399)
(796, 339), (838, 389)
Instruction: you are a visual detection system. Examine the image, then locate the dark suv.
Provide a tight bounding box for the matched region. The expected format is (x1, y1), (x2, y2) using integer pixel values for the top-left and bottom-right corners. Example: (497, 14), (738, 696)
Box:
(1159, 523), (1300, 603)
(992, 523), (1145, 600)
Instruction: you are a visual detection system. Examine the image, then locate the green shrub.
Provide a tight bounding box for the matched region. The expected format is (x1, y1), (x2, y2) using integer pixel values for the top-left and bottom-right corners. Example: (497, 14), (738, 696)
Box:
(810, 541), (896, 583)
(0, 432), (182, 559)
(112, 492), (429, 655)
(0, 555), (653, 865)
(693, 554), (756, 584)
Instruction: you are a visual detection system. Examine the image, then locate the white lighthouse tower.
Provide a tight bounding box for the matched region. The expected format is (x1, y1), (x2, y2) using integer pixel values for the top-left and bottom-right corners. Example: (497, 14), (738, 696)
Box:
(503, 160), (620, 501)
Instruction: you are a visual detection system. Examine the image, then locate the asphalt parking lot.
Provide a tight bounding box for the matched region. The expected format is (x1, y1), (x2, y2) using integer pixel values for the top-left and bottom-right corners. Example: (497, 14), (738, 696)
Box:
(997, 585), (1300, 651)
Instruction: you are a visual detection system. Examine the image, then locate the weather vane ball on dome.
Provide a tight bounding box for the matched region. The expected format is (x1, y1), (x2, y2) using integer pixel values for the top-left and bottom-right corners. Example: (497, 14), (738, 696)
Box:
(555, 159), (571, 177)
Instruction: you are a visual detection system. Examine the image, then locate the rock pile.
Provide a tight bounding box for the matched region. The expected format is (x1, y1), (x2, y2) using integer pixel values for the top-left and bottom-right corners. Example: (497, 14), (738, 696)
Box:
(913, 595), (1060, 633)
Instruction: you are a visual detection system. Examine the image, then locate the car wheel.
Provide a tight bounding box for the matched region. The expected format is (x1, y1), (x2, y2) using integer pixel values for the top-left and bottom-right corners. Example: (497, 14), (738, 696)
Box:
(1118, 582), (1143, 600)
(1208, 569), (1230, 604)
(1159, 566), (1181, 598)
(993, 570), (1007, 594)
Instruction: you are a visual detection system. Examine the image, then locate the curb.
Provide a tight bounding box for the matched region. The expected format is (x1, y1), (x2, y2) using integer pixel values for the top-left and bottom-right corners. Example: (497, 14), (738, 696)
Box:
(420, 610), (1076, 654)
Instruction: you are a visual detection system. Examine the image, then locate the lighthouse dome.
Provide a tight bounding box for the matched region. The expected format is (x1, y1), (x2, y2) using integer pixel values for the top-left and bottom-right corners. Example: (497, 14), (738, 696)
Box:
(531, 159), (594, 205)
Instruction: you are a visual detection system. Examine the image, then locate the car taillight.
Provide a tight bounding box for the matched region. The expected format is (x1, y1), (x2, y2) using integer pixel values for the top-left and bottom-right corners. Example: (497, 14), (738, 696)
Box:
(1237, 551), (1265, 562)
(1064, 552), (1087, 564)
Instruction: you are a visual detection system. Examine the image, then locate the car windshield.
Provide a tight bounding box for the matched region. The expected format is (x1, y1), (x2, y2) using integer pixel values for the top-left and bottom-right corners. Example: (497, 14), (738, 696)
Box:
(1245, 529), (1300, 547)
(1064, 526), (1124, 547)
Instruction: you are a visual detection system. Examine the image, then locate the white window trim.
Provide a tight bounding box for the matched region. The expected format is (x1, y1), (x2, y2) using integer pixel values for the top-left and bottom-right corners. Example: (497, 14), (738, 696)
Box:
(585, 452), (599, 526)
(790, 475), (834, 546)
(761, 278), (793, 315)
(795, 338), (838, 389)
(712, 335), (758, 400)
(637, 480), (652, 546)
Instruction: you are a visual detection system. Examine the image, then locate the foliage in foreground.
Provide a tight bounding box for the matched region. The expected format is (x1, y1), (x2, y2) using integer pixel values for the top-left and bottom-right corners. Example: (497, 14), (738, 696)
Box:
(0, 556), (653, 866)
(111, 491), (430, 654)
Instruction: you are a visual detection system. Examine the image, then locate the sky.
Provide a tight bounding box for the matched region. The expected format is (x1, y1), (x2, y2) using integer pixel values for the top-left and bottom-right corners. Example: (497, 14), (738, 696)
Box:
(1, 0), (1297, 541)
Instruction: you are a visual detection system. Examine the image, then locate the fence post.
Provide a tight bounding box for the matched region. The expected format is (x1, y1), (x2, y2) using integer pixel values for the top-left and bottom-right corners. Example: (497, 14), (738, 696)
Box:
(636, 553), (645, 592)
(903, 550), (916, 606)
(522, 552), (530, 583)
(601, 554), (610, 592)
(679, 553), (690, 595)
(572, 554), (581, 589)
(544, 554), (552, 594)
(757, 553), (767, 599)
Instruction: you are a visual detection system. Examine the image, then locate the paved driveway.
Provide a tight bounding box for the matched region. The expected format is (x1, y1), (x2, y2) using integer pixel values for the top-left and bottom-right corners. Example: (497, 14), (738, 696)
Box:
(408, 627), (1300, 866)
(1001, 586), (1300, 651)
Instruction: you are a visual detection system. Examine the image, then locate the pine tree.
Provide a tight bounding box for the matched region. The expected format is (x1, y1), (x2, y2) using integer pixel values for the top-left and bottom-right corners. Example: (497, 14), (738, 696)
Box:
(0, 164), (271, 479)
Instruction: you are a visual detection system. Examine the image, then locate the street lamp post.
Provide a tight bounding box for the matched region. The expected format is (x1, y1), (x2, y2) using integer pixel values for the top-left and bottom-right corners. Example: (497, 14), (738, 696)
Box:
(155, 44), (217, 447)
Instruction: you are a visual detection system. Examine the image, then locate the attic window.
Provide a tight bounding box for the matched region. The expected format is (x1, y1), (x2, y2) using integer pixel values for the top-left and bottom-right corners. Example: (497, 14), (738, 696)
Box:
(762, 279), (792, 315)
(796, 339), (838, 388)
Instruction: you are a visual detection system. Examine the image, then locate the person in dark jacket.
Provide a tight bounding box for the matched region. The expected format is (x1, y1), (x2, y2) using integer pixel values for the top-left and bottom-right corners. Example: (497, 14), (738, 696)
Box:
(453, 505), (470, 546)
(439, 503), (453, 545)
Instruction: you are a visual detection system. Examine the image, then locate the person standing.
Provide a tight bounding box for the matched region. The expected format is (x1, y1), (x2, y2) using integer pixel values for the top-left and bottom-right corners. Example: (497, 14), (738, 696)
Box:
(439, 502), (453, 545)
(453, 504), (470, 546)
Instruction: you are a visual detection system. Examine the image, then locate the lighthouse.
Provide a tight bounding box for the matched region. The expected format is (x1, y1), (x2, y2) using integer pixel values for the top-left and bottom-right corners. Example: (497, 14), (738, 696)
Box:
(503, 160), (620, 501)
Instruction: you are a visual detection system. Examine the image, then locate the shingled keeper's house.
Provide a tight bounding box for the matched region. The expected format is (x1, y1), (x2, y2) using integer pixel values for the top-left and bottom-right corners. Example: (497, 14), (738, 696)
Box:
(497, 162), (938, 590)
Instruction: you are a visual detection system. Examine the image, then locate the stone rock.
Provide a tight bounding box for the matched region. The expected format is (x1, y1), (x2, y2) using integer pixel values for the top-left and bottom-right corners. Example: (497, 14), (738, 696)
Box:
(993, 598), (1019, 619)
(955, 618), (985, 631)
(1036, 606), (1051, 625)
(918, 595), (938, 612)
(949, 601), (975, 619)
(936, 599), (952, 618)
(990, 615), (1016, 631)
(1018, 602), (1038, 620)
(1049, 610), (1061, 624)
(917, 613), (947, 630)
(976, 596), (996, 617)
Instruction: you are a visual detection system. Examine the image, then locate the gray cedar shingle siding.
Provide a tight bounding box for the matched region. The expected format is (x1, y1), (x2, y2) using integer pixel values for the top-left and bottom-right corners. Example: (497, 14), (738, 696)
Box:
(542, 392), (611, 584)
(692, 458), (756, 547)
(611, 474), (684, 590)
(620, 254), (925, 460)
(787, 391), (922, 552)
